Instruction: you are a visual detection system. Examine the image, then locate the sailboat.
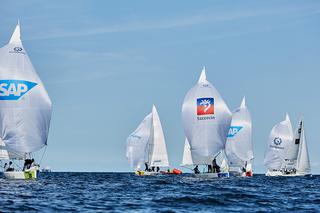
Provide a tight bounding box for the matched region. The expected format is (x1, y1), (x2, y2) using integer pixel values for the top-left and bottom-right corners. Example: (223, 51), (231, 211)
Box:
(225, 97), (253, 177)
(0, 22), (52, 179)
(181, 67), (232, 178)
(264, 115), (311, 176)
(127, 105), (180, 175)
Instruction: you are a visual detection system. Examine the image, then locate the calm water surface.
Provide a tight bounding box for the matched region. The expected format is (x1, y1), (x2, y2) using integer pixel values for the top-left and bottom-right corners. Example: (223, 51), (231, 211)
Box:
(0, 173), (319, 212)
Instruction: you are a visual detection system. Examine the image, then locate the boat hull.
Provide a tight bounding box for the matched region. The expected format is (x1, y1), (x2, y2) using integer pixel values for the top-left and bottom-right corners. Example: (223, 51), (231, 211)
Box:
(195, 172), (229, 178)
(3, 166), (39, 180)
(3, 170), (38, 180)
(265, 170), (311, 177)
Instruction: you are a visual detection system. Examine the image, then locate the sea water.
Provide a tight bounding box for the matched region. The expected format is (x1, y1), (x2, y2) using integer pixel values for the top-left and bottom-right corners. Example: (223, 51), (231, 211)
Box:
(0, 173), (319, 212)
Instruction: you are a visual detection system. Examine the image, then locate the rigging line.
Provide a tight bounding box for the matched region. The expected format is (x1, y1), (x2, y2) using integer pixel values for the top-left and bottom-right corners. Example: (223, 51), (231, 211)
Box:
(39, 146), (47, 165)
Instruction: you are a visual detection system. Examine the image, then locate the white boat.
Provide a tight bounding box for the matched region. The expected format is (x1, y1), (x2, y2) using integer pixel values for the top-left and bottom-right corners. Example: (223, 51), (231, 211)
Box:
(225, 97), (254, 177)
(181, 67), (232, 178)
(264, 115), (311, 176)
(126, 105), (170, 176)
(0, 22), (52, 180)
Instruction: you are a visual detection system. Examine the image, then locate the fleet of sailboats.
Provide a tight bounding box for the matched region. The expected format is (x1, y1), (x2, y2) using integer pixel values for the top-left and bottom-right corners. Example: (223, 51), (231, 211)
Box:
(125, 67), (314, 178)
(0, 23), (316, 180)
(264, 114), (311, 176)
(0, 22), (52, 179)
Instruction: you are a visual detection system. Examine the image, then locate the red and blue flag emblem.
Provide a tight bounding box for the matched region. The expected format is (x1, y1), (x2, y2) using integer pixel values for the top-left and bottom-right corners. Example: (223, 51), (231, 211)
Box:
(197, 98), (214, 115)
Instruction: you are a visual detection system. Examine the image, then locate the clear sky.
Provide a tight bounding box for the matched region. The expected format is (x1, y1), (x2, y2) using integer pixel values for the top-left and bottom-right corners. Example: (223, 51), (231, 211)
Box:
(0, 1), (319, 173)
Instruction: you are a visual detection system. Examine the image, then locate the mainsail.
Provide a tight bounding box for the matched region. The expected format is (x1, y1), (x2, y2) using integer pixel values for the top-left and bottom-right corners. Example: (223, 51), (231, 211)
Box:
(225, 97), (253, 166)
(296, 120), (311, 175)
(149, 105), (169, 167)
(264, 114), (293, 170)
(181, 67), (232, 165)
(181, 138), (193, 167)
(126, 105), (169, 170)
(126, 113), (152, 171)
(282, 119), (302, 167)
(0, 23), (52, 154)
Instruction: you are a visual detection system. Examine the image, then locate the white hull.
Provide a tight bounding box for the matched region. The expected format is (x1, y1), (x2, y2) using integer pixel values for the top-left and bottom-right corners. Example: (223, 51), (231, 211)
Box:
(3, 166), (39, 180)
(265, 170), (311, 177)
(195, 172), (229, 178)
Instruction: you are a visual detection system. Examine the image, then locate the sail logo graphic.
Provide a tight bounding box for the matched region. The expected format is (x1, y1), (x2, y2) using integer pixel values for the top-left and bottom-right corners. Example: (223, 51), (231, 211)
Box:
(197, 98), (214, 115)
(0, 80), (37, 100)
(273, 137), (282, 146)
(9, 46), (26, 55)
(227, 126), (243, 138)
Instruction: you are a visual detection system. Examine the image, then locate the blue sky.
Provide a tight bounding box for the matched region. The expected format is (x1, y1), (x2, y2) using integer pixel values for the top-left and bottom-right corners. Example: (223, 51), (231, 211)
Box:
(0, 1), (319, 172)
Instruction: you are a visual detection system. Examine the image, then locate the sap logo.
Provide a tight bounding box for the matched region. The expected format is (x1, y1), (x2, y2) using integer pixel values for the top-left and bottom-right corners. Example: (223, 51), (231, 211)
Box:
(273, 137), (282, 146)
(197, 97), (214, 115)
(0, 80), (37, 100)
(227, 126), (243, 138)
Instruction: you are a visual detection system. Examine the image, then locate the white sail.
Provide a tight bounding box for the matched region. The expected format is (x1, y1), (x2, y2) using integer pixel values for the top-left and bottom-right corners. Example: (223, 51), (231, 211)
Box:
(225, 97), (253, 167)
(0, 23), (52, 154)
(0, 138), (9, 160)
(285, 119), (302, 161)
(149, 105), (169, 167)
(181, 67), (232, 165)
(264, 114), (293, 170)
(296, 121), (311, 175)
(126, 113), (152, 171)
(181, 138), (193, 167)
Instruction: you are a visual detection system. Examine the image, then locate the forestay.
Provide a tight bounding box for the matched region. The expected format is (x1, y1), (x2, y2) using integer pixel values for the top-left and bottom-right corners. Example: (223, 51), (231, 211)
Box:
(0, 23), (52, 154)
(181, 67), (232, 165)
(126, 113), (152, 171)
(225, 97), (253, 166)
(264, 114), (293, 170)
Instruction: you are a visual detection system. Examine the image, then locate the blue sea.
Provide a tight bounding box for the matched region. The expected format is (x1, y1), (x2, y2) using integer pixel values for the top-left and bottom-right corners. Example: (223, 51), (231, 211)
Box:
(0, 173), (319, 212)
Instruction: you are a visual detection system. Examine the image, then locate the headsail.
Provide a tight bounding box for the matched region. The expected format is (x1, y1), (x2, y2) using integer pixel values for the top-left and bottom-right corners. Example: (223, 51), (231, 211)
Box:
(126, 113), (152, 171)
(149, 105), (169, 167)
(263, 114), (293, 170)
(0, 23), (52, 154)
(283, 118), (302, 167)
(181, 67), (232, 165)
(296, 120), (311, 175)
(181, 138), (193, 167)
(225, 97), (253, 166)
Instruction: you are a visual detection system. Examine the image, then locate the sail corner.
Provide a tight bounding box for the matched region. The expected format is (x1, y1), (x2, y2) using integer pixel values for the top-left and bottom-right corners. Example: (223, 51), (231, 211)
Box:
(198, 67), (207, 83)
(9, 22), (21, 44)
